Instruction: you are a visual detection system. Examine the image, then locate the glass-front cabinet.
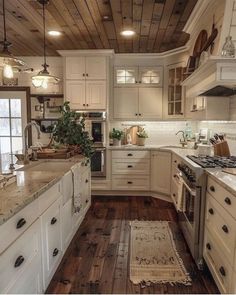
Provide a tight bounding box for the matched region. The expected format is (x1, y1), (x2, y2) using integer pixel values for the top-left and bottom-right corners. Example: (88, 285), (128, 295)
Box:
(167, 66), (184, 117)
(114, 66), (162, 87)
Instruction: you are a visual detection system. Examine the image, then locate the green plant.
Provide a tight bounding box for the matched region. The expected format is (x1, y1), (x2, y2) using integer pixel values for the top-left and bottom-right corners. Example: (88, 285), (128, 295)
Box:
(137, 128), (148, 138)
(110, 128), (123, 140)
(52, 101), (93, 158)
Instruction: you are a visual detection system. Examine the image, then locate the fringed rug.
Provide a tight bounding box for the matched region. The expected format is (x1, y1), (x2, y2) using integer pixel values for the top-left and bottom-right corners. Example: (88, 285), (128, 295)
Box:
(129, 220), (192, 286)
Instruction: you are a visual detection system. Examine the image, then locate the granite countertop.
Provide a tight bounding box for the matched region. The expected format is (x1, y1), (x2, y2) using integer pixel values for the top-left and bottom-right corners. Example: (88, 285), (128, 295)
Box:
(0, 155), (86, 226)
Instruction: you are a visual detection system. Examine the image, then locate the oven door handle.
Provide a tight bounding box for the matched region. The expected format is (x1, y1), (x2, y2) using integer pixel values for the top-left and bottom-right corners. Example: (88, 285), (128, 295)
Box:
(101, 151), (104, 172)
(180, 176), (197, 196)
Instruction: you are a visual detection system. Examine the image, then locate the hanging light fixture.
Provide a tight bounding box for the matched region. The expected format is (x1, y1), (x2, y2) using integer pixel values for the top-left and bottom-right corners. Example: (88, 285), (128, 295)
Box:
(0, 0), (26, 78)
(32, 0), (60, 89)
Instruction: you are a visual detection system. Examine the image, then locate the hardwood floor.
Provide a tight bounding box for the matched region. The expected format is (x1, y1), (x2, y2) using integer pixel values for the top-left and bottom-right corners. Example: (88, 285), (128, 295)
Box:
(46, 196), (219, 294)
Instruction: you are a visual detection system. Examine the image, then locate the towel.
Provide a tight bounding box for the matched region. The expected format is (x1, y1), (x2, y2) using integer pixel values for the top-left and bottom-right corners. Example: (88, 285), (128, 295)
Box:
(176, 176), (186, 212)
(70, 164), (82, 213)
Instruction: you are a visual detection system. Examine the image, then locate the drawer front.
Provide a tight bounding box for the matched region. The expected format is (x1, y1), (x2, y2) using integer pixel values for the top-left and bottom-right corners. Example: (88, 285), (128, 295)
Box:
(112, 150), (150, 159)
(61, 171), (73, 205)
(0, 199), (39, 254)
(207, 176), (236, 219)
(172, 154), (181, 170)
(205, 193), (236, 263)
(41, 197), (62, 289)
(204, 228), (232, 293)
(0, 220), (41, 293)
(112, 159), (150, 175)
(112, 176), (150, 191)
(39, 182), (61, 214)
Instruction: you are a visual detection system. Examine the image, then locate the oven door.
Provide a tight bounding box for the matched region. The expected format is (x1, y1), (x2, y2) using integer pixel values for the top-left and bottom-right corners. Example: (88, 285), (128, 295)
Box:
(178, 179), (201, 262)
(91, 148), (106, 177)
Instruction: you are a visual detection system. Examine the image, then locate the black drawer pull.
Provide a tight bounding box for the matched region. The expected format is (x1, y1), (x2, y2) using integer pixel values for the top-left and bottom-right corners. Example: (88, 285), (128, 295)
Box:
(86, 199), (89, 203)
(210, 185), (215, 192)
(206, 243), (211, 250)
(16, 218), (26, 229)
(219, 266), (226, 276)
(85, 179), (89, 183)
(83, 73), (85, 77)
(51, 217), (57, 225)
(174, 160), (177, 163)
(127, 153), (133, 156)
(173, 193), (176, 197)
(222, 225), (229, 233)
(224, 197), (231, 205)
(208, 208), (214, 215)
(14, 255), (24, 268)
(127, 181), (133, 184)
(127, 165), (133, 168)
(53, 248), (59, 257)
(135, 113), (138, 116)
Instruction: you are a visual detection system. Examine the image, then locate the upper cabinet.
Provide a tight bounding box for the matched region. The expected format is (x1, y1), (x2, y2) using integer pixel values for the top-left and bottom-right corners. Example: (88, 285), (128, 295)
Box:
(64, 56), (108, 110)
(114, 66), (163, 87)
(166, 64), (185, 118)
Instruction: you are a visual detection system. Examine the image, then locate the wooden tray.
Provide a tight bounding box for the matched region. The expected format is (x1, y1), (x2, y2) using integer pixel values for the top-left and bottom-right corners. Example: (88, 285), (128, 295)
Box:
(37, 150), (72, 159)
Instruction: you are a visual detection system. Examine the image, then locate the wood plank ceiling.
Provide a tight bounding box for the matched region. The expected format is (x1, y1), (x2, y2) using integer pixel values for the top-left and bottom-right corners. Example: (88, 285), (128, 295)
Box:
(0, 0), (198, 55)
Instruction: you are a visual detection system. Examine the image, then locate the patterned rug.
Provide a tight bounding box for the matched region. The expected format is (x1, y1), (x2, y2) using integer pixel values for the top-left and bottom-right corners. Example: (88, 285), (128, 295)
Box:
(129, 220), (192, 286)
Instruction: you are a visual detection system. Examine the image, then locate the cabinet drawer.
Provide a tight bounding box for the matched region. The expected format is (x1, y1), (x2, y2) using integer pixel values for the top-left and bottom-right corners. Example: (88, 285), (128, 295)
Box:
(204, 228), (232, 293)
(0, 220), (41, 293)
(207, 177), (236, 219)
(112, 175), (150, 191)
(172, 154), (181, 170)
(112, 150), (150, 159)
(205, 193), (236, 264)
(0, 199), (39, 254)
(39, 182), (61, 214)
(112, 159), (150, 175)
(41, 197), (62, 289)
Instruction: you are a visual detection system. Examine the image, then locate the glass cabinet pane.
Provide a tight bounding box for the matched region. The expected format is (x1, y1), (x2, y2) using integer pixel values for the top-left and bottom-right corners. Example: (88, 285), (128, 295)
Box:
(168, 69), (175, 85)
(168, 86), (174, 101)
(116, 68), (136, 84)
(10, 99), (21, 117)
(139, 68), (161, 84)
(175, 102), (182, 114)
(175, 67), (183, 85)
(168, 103), (174, 115)
(0, 99), (9, 117)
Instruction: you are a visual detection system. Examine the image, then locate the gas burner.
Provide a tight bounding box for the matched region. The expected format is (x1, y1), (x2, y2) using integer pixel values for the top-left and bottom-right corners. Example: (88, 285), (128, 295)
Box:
(187, 155), (236, 168)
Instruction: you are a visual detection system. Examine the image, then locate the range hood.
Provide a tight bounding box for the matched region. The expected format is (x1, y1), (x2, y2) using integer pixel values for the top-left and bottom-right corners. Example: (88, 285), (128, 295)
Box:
(182, 57), (236, 98)
(200, 85), (235, 96)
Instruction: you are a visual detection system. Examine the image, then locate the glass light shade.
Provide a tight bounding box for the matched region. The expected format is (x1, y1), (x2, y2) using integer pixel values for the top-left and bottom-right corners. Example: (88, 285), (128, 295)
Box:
(3, 64), (13, 78)
(32, 71), (60, 88)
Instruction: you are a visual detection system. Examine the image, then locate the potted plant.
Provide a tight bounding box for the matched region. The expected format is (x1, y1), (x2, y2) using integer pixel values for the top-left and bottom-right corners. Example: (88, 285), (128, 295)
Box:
(110, 128), (123, 146)
(136, 128), (148, 146)
(52, 101), (93, 159)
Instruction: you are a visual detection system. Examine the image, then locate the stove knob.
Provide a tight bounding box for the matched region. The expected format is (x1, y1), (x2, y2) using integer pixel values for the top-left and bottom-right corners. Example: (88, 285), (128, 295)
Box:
(188, 175), (195, 182)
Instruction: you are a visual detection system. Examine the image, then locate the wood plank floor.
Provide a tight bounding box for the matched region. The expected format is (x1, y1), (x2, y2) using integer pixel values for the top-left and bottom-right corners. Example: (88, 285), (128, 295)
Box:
(46, 196), (219, 294)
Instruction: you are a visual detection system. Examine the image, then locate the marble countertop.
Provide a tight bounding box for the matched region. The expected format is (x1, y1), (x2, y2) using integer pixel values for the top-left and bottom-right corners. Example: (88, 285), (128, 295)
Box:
(0, 155), (86, 226)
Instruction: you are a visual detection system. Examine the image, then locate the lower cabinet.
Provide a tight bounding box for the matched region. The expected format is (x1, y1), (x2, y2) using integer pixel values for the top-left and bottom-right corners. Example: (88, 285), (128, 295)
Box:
(62, 198), (74, 250)
(151, 151), (171, 195)
(41, 197), (63, 290)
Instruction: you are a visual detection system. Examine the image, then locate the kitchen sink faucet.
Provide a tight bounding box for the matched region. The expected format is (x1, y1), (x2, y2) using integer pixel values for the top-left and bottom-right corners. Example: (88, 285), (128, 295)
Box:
(175, 130), (187, 148)
(23, 122), (41, 164)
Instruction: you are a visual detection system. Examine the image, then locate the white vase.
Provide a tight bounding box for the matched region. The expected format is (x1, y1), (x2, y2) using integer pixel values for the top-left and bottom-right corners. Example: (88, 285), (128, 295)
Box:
(137, 137), (146, 146)
(113, 138), (121, 146)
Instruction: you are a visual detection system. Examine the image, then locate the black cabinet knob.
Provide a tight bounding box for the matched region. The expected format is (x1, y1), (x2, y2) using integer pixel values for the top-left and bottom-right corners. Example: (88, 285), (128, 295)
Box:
(224, 197), (231, 205)
(174, 160), (177, 163)
(139, 81), (141, 83)
(87, 104), (89, 106)
(210, 186), (215, 192)
(83, 103), (86, 106)
(86, 73), (88, 77)
(86, 199), (89, 203)
(127, 153), (133, 156)
(127, 181), (133, 184)
(222, 225), (229, 233)
(208, 208), (214, 215)
(219, 266), (226, 276)
(135, 113), (138, 116)
(206, 243), (211, 250)
(16, 218), (26, 229)
(127, 165), (133, 168)
(14, 255), (25, 268)
(83, 73), (85, 77)
(139, 113), (141, 116)
(85, 179), (89, 183)
(53, 248), (59, 257)
(173, 193), (176, 197)
(51, 217), (57, 225)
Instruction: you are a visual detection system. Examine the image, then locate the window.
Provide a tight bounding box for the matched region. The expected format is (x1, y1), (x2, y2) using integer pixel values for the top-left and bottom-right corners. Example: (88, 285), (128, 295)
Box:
(0, 91), (27, 155)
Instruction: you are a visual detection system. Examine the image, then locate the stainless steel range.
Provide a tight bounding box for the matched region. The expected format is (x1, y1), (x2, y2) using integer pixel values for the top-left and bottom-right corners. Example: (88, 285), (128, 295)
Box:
(187, 155), (236, 168)
(175, 158), (206, 269)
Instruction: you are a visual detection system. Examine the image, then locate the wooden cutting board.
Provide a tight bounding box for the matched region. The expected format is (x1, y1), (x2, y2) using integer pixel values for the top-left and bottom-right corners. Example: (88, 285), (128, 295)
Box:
(222, 168), (236, 176)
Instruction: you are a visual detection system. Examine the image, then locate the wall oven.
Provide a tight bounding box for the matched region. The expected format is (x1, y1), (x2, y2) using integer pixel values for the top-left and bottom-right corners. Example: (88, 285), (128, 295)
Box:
(177, 162), (206, 269)
(91, 147), (106, 177)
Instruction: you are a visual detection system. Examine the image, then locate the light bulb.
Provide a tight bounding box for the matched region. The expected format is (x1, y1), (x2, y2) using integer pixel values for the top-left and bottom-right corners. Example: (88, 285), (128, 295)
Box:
(42, 79), (48, 89)
(3, 64), (14, 79)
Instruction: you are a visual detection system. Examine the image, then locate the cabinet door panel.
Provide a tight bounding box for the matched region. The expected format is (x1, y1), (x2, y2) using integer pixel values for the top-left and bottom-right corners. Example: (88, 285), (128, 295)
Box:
(139, 87), (162, 119)
(114, 88), (138, 119)
(86, 57), (106, 80)
(114, 66), (138, 86)
(138, 67), (163, 86)
(151, 151), (171, 195)
(65, 57), (85, 80)
(65, 80), (86, 110)
(86, 81), (106, 110)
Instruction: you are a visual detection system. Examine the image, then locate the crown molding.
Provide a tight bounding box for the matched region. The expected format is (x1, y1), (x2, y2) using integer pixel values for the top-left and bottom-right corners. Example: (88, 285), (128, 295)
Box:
(57, 49), (115, 57)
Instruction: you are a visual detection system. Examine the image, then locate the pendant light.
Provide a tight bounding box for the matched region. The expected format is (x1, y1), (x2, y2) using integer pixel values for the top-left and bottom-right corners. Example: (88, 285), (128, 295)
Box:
(32, 0), (60, 89)
(0, 0), (26, 78)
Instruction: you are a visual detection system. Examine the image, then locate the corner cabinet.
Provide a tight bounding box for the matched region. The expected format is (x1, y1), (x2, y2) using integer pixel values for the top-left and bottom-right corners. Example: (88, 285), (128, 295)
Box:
(113, 66), (163, 120)
(64, 56), (108, 110)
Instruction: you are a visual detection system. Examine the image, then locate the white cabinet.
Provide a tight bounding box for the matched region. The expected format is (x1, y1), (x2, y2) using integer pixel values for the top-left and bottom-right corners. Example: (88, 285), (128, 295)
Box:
(114, 87), (162, 120)
(151, 151), (171, 195)
(41, 197), (62, 290)
(80, 166), (91, 214)
(65, 56), (107, 110)
(114, 66), (162, 87)
(65, 56), (106, 80)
